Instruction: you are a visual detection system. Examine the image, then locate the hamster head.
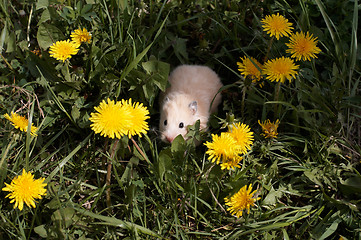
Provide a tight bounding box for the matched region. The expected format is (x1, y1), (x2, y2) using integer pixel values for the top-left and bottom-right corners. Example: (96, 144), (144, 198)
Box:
(159, 93), (199, 143)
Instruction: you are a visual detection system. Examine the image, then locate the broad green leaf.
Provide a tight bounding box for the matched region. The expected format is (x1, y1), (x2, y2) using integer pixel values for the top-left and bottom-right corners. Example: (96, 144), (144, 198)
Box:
(341, 176), (361, 194)
(116, 13), (169, 97)
(5, 31), (15, 53)
(304, 169), (323, 187)
(318, 219), (341, 240)
(36, 0), (49, 10)
(38, 8), (51, 25)
(51, 207), (78, 228)
(158, 150), (172, 182)
(118, 0), (128, 10)
(142, 59), (170, 92)
(0, 21), (7, 54)
(37, 23), (64, 50)
(34, 225), (48, 238)
(263, 186), (283, 205)
(171, 135), (186, 153)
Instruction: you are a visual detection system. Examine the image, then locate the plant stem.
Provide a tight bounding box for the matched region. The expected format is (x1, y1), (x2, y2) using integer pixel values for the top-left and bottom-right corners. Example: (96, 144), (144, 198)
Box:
(264, 36), (274, 62)
(25, 101), (36, 171)
(106, 138), (119, 208)
(131, 137), (149, 163)
(64, 60), (71, 81)
(0, 53), (15, 72)
(274, 82), (281, 118)
(241, 85), (246, 118)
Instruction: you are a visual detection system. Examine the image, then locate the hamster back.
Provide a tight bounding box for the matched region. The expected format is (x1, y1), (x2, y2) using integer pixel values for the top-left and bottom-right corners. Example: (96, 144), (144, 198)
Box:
(159, 65), (223, 143)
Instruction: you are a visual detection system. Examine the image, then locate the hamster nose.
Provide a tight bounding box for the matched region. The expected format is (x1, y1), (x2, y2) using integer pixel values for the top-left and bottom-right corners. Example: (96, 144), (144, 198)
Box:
(166, 136), (174, 143)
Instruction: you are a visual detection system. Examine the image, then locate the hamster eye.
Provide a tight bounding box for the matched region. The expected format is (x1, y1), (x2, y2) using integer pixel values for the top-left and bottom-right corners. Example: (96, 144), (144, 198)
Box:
(179, 122), (184, 128)
(164, 120), (167, 126)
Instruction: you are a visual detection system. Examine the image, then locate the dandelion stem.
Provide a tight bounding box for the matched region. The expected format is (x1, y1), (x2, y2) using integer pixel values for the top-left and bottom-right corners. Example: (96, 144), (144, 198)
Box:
(264, 36), (274, 62)
(106, 138), (119, 208)
(274, 82), (281, 117)
(0, 53), (16, 72)
(64, 60), (71, 81)
(241, 86), (246, 118)
(131, 137), (149, 163)
(25, 101), (36, 171)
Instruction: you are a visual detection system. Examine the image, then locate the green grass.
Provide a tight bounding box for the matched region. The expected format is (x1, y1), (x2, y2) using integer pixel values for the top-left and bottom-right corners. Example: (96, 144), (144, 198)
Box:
(1, 0), (360, 239)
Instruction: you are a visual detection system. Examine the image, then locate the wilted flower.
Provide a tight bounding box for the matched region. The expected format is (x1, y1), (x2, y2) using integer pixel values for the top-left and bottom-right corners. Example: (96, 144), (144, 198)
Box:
(31, 48), (41, 57)
(259, 119), (280, 138)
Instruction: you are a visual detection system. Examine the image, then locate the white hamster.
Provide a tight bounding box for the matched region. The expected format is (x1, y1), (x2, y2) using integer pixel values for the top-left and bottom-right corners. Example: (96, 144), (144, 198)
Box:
(159, 65), (223, 143)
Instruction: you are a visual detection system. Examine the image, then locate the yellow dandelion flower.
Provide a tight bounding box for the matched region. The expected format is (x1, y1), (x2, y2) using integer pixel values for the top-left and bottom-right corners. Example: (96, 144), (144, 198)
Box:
(220, 155), (243, 171)
(70, 28), (92, 45)
(4, 112), (38, 136)
(89, 98), (132, 139)
(286, 31), (321, 61)
(263, 57), (299, 83)
(204, 132), (239, 165)
(49, 39), (79, 62)
(228, 122), (254, 155)
(205, 123), (254, 170)
(237, 56), (263, 82)
(2, 169), (47, 211)
(258, 119), (280, 139)
(89, 98), (149, 139)
(261, 13), (293, 40)
(224, 184), (260, 218)
(120, 99), (150, 138)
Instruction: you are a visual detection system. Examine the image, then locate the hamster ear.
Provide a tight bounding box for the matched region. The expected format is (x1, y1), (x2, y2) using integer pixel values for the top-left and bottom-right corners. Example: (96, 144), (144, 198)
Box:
(189, 101), (197, 115)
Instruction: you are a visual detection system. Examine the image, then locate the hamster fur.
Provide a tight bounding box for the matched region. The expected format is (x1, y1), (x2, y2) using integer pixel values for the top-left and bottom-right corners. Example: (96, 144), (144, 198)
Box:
(159, 65), (223, 143)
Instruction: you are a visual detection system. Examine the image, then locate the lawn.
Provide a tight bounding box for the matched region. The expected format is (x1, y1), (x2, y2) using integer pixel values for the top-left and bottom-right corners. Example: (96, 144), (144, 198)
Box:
(1, 0), (360, 239)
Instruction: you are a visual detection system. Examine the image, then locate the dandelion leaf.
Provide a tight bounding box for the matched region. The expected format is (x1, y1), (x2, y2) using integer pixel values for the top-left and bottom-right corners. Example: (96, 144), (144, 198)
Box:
(36, 0), (49, 10)
(34, 225), (48, 238)
(51, 207), (78, 229)
(38, 8), (51, 25)
(340, 176), (361, 195)
(158, 150), (173, 182)
(37, 23), (65, 50)
(263, 186), (283, 205)
(171, 135), (186, 153)
(142, 59), (170, 92)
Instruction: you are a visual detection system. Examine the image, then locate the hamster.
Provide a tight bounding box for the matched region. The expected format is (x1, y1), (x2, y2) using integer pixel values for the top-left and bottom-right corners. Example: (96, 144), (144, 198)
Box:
(159, 65), (223, 143)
